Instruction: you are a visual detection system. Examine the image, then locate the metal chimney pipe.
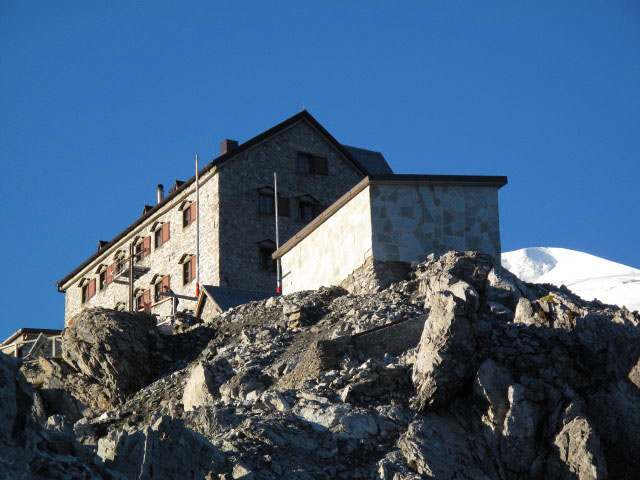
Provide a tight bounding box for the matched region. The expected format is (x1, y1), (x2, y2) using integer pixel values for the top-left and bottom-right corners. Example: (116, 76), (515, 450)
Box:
(157, 184), (164, 204)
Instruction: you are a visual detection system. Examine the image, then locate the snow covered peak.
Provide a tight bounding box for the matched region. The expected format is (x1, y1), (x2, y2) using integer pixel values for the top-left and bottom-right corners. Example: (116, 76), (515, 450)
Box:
(502, 247), (640, 312)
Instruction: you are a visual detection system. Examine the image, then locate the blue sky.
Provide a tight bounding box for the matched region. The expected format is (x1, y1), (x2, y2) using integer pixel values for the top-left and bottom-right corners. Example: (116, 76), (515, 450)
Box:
(1, 1), (639, 341)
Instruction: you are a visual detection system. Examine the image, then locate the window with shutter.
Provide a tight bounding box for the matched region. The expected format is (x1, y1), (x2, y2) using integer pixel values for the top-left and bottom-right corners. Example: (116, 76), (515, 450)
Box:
(259, 194), (274, 214)
(143, 290), (151, 312)
(299, 202), (314, 222)
(183, 203), (197, 227)
(297, 153), (312, 173)
(312, 156), (328, 175)
(81, 284), (89, 303)
(183, 257), (196, 285)
(106, 265), (112, 286)
(99, 271), (107, 291)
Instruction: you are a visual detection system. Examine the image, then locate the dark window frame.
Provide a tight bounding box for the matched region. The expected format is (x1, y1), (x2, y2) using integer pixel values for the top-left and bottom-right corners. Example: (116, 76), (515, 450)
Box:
(259, 193), (275, 215)
(260, 246), (277, 272)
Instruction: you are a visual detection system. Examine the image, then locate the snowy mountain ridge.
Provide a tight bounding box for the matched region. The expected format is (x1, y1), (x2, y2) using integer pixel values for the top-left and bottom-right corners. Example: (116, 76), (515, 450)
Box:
(502, 247), (640, 312)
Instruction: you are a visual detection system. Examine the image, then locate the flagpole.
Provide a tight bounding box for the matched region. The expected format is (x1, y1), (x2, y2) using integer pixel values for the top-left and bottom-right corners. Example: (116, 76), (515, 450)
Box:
(196, 154), (200, 298)
(274, 172), (281, 294)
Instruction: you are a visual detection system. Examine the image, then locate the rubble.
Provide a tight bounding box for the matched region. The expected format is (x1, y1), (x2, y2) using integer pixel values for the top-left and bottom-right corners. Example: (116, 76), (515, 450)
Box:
(3, 250), (639, 479)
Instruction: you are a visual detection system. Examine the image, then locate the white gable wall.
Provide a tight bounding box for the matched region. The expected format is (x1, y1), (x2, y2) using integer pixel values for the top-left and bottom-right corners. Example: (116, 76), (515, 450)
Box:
(279, 187), (373, 294)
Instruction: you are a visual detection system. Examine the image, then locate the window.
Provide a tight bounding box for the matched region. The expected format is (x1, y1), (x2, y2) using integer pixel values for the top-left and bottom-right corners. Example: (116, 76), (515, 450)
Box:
(183, 256), (196, 285)
(134, 237), (151, 262)
(299, 202), (314, 222)
(297, 153), (312, 173)
(183, 202), (197, 228)
(113, 253), (125, 277)
(136, 290), (151, 312)
(260, 247), (277, 272)
(81, 284), (88, 303)
(99, 271), (107, 291)
(297, 153), (328, 175)
(259, 194), (274, 214)
(154, 275), (171, 302)
(155, 223), (170, 249)
(81, 279), (96, 304)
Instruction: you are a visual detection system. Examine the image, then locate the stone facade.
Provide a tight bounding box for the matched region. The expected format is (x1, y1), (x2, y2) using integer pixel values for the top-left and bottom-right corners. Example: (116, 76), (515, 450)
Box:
(275, 176), (506, 295)
(217, 120), (363, 290)
(57, 112), (377, 324)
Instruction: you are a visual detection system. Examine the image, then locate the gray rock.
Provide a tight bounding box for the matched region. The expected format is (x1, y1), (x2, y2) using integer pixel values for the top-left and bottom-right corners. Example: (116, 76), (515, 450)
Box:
(548, 415), (607, 479)
(183, 362), (216, 412)
(63, 307), (156, 400)
(411, 281), (478, 409)
(97, 415), (225, 479)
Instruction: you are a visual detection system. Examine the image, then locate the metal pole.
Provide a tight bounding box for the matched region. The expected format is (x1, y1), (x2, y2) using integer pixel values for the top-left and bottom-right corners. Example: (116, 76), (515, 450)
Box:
(274, 172), (281, 294)
(196, 154), (200, 298)
(128, 242), (134, 312)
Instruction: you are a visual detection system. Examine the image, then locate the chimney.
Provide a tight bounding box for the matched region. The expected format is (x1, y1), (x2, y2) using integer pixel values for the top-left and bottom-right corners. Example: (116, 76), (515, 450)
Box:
(98, 240), (109, 251)
(157, 184), (164, 204)
(220, 139), (238, 155)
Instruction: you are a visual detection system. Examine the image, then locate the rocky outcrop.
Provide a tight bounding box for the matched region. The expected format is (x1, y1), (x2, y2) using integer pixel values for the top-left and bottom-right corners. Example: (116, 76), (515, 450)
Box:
(63, 308), (156, 399)
(9, 250), (640, 479)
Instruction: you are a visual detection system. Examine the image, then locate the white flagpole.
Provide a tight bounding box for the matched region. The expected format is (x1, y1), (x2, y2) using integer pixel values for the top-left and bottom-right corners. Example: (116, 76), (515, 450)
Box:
(196, 154), (200, 298)
(274, 172), (281, 294)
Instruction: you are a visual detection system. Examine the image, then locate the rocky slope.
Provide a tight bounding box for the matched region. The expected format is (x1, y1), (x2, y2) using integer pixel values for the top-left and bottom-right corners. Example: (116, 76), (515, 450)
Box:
(3, 251), (640, 479)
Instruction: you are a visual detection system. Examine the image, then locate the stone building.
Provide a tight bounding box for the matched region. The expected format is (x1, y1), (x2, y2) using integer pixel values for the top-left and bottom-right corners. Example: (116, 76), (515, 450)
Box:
(56, 111), (392, 324)
(273, 174), (507, 294)
(0, 328), (63, 359)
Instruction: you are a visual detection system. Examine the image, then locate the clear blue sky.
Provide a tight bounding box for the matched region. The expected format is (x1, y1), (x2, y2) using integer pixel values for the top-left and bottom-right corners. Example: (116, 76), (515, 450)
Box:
(1, 1), (639, 341)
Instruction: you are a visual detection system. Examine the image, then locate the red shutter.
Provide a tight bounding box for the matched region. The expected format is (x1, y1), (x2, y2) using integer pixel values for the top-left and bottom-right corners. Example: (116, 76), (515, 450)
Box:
(162, 223), (170, 243)
(162, 275), (171, 290)
(106, 265), (112, 286)
(312, 204), (326, 219)
(278, 197), (290, 217)
(143, 236), (151, 258)
(190, 256), (197, 282)
(313, 156), (328, 175)
(143, 289), (151, 312)
(88, 279), (96, 299)
(190, 202), (197, 224)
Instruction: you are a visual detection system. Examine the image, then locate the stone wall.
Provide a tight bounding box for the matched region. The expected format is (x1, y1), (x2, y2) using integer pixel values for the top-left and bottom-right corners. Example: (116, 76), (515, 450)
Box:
(370, 183), (501, 261)
(278, 180), (502, 295)
(62, 173), (220, 324)
(217, 119), (364, 292)
(279, 186), (374, 294)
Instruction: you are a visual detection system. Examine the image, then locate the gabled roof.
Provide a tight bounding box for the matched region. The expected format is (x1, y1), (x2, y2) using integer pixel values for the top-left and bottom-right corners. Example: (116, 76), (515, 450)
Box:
(342, 145), (393, 174)
(196, 286), (275, 316)
(56, 110), (380, 291)
(1, 328), (63, 347)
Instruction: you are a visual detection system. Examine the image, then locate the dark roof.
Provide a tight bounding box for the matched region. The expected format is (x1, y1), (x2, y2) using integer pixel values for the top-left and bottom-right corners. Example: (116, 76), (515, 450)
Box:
(56, 110), (380, 290)
(1, 328), (63, 347)
(273, 173), (508, 259)
(342, 145), (393, 174)
(201, 286), (274, 312)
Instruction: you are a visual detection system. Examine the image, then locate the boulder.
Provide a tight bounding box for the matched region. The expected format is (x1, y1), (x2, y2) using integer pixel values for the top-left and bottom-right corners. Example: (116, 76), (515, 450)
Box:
(63, 308), (156, 400)
(182, 362), (216, 412)
(411, 278), (478, 410)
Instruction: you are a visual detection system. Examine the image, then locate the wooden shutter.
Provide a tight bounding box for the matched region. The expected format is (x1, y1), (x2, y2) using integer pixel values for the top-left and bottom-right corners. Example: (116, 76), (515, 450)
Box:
(106, 265), (112, 286)
(313, 156), (328, 175)
(190, 256), (197, 282)
(143, 236), (151, 258)
(162, 275), (171, 290)
(143, 289), (151, 312)
(162, 222), (170, 243)
(312, 204), (326, 219)
(190, 202), (197, 224)
(88, 279), (96, 299)
(278, 197), (290, 217)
